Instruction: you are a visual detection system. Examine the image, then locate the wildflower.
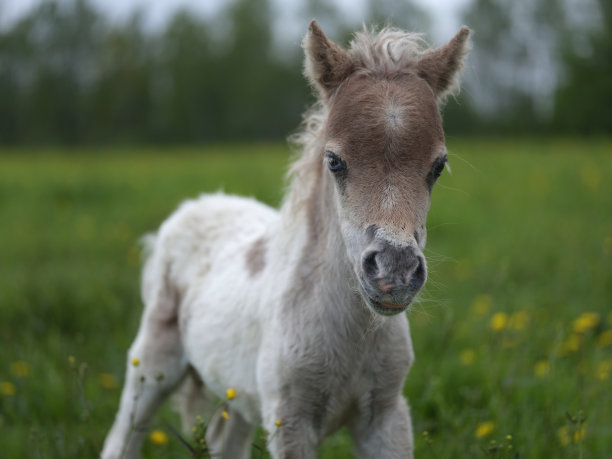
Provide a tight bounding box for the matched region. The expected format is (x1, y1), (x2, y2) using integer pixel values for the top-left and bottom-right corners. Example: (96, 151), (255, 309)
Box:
(557, 426), (570, 446)
(597, 329), (612, 348)
(275, 419), (282, 427)
(221, 410), (230, 421)
(475, 421), (495, 438)
(472, 294), (492, 316)
(509, 311), (529, 331)
(226, 387), (236, 400)
(534, 360), (550, 378)
(490, 313), (508, 332)
(560, 334), (581, 355)
(98, 373), (118, 390)
(573, 424), (587, 443)
(10, 361), (31, 378)
(68, 355), (76, 366)
(149, 429), (168, 445)
(1, 381), (16, 396)
(459, 349), (476, 366)
(572, 312), (599, 334)
(506, 434), (512, 442)
(597, 360), (612, 380)
(132, 358), (140, 367)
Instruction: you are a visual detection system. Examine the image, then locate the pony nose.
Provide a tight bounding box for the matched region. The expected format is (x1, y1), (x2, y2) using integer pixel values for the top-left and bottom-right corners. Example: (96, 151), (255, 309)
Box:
(362, 246), (426, 295)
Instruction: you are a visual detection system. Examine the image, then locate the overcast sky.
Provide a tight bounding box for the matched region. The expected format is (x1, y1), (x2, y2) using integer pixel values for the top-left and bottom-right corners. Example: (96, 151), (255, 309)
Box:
(0, 0), (472, 42)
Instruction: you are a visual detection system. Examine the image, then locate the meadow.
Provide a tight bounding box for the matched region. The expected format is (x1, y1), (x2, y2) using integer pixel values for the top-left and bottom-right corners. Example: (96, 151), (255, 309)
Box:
(1, 138), (611, 458)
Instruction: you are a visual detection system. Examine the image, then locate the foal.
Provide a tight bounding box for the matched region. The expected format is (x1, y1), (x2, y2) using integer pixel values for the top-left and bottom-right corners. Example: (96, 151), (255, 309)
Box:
(102, 21), (470, 459)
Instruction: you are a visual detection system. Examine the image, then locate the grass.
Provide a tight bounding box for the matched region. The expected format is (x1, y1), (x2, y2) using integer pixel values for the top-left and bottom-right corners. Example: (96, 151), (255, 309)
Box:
(1, 138), (611, 458)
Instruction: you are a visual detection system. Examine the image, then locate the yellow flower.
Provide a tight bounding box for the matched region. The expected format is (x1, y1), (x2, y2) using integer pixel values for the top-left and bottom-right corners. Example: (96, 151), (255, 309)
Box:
(471, 294), (492, 316)
(275, 419), (282, 427)
(557, 426), (570, 446)
(98, 373), (118, 389)
(560, 334), (581, 355)
(534, 360), (550, 378)
(490, 313), (508, 332)
(597, 330), (612, 348)
(1, 381), (16, 396)
(572, 312), (599, 334)
(597, 360), (612, 380)
(221, 410), (230, 421)
(475, 421), (495, 438)
(509, 311), (529, 331)
(68, 355), (76, 366)
(149, 429), (168, 445)
(226, 388), (236, 400)
(131, 358), (140, 367)
(573, 424), (587, 443)
(459, 349), (476, 366)
(10, 361), (31, 378)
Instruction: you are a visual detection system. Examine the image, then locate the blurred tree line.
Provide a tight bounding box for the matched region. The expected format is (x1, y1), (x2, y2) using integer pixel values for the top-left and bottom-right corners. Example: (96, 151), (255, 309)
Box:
(0, 0), (609, 145)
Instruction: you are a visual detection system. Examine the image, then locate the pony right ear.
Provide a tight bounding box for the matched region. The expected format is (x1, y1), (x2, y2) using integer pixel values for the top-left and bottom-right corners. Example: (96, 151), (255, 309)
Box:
(303, 20), (354, 99)
(415, 26), (471, 103)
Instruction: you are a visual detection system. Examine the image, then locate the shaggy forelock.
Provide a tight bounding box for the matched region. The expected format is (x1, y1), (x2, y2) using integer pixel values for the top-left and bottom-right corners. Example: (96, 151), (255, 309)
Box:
(348, 26), (428, 74)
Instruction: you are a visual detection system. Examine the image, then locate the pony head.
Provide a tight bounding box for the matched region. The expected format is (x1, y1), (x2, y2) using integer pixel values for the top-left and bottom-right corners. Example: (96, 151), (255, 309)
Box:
(303, 21), (470, 315)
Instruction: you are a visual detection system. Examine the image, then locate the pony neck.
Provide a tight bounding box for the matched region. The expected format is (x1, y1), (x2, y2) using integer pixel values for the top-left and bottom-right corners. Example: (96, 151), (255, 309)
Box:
(279, 146), (373, 326)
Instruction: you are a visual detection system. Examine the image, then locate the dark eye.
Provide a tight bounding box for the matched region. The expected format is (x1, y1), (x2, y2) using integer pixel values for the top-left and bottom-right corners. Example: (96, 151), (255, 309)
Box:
(325, 151), (347, 173)
(426, 156), (447, 189)
(432, 159), (445, 179)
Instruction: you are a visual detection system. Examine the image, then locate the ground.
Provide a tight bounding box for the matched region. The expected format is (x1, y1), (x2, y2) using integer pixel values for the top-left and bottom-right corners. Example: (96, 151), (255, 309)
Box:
(1, 138), (611, 458)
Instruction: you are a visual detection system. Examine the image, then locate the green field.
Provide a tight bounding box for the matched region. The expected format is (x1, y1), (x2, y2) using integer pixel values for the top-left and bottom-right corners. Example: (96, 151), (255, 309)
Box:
(1, 139), (611, 458)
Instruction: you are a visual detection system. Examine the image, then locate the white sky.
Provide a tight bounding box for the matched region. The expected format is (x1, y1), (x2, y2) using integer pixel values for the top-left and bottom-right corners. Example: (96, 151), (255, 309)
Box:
(0, 0), (471, 41)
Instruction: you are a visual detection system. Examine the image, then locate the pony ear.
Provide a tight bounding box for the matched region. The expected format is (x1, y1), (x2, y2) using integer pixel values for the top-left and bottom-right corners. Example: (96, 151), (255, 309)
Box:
(416, 26), (471, 102)
(303, 20), (354, 99)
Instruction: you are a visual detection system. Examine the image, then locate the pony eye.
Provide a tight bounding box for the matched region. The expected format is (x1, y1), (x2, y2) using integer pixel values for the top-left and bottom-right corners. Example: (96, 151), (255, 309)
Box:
(427, 156), (448, 189)
(325, 151), (347, 173)
(432, 160), (445, 178)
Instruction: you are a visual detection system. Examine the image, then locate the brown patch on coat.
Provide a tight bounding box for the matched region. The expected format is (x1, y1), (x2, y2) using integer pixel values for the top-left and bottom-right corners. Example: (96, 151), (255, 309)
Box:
(245, 236), (267, 276)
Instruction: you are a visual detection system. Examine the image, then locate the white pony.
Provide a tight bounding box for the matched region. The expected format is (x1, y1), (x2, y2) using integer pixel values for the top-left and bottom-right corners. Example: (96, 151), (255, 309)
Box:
(102, 20), (470, 459)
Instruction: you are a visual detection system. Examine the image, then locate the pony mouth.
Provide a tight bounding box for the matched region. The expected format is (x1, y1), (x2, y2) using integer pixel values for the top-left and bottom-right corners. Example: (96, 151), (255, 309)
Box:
(365, 296), (412, 316)
(356, 275), (414, 316)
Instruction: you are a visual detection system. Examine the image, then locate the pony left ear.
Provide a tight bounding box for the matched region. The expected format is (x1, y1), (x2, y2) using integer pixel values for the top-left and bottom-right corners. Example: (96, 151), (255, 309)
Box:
(303, 20), (355, 99)
(416, 26), (471, 102)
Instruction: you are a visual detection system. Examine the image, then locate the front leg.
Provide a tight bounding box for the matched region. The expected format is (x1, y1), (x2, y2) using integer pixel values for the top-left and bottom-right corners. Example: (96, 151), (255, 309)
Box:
(350, 395), (414, 459)
(261, 394), (322, 459)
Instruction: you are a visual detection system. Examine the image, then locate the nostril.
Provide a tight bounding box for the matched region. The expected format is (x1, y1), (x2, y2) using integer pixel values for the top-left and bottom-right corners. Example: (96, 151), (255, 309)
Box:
(409, 256), (426, 289)
(363, 251), (379, 278)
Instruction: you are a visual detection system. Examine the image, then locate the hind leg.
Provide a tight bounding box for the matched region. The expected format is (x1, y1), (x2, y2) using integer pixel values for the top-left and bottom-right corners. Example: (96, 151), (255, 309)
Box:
(206, 406), (255, 459)
(101, 294), (188, 458)
(175, 368), (213, 432)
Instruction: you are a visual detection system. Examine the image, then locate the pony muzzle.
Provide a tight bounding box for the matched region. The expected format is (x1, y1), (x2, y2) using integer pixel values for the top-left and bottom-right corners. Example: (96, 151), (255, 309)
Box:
(359, 243), (427, 315)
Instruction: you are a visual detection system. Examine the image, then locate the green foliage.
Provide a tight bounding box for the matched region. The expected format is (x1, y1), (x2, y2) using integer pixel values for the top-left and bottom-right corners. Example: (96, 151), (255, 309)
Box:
(0, 0), (310, 145)
(1, 139), (611, 457)
(554, 0), (612, 134)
